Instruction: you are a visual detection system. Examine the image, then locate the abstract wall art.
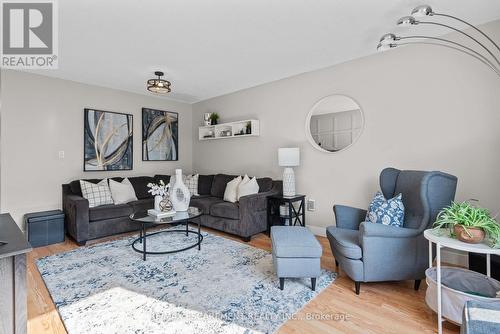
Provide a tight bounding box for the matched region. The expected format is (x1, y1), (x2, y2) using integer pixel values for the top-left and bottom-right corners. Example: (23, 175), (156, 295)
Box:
(142, 108), (178, 161)
(84, 108), (133, 171)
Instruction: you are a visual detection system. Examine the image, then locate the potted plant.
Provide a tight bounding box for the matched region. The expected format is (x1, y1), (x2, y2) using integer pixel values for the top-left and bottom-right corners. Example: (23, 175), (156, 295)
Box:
(209, 113), (219, 125)
(433, 201), (500, 247)
(147, 180), (173, 213)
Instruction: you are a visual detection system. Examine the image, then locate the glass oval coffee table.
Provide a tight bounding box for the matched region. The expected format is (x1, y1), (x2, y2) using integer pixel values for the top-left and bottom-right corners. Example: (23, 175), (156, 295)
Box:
(130, 207), (203, 261)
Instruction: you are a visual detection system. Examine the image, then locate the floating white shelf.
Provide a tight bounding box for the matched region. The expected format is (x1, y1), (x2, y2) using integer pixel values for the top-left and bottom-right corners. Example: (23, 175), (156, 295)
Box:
(198, 119), (260, 141)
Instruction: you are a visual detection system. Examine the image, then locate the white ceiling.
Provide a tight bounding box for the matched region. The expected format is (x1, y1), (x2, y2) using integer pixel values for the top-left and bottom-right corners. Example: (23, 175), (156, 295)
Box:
(28, 0), (500, 103)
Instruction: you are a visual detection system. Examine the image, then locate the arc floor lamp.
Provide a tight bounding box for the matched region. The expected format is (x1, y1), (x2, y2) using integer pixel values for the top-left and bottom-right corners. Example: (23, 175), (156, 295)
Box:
(377, 5), (500, 77)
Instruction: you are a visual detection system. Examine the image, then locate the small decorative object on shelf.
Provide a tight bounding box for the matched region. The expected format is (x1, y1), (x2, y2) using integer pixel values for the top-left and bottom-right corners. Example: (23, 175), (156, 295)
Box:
(246, 121), (252, 134)
(209, 112), (219, 125)
(147, 180), (175, 216)
(203, 112), (212, 126)
(170, 169), (191, 211)
(433, 200), (500, 247)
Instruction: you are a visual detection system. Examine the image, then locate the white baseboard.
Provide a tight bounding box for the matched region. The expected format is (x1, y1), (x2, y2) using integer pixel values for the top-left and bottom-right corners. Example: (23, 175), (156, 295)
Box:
(307, 225), (326, 237)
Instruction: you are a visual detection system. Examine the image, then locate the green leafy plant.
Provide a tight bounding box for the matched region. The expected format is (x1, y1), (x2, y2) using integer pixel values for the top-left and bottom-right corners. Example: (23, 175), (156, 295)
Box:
(209, 113), (219, 125)
(433, 201), (500, 248)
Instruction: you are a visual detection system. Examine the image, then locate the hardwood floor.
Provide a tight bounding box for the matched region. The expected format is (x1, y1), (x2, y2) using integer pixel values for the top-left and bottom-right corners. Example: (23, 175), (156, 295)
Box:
(27, 228), (460, 334)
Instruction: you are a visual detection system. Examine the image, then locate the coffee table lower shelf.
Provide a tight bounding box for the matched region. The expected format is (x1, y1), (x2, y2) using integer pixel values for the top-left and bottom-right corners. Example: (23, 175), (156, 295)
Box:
(132, 227), (204, 261)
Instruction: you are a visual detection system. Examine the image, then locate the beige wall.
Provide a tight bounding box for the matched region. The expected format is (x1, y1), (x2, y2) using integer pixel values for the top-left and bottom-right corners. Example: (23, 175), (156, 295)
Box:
(192, 21), (500, 234)
(1, 70), (193, 226)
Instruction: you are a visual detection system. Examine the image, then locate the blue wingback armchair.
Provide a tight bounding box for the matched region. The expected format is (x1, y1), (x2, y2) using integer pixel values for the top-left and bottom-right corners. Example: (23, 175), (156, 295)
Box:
(327, 168), (458, 294)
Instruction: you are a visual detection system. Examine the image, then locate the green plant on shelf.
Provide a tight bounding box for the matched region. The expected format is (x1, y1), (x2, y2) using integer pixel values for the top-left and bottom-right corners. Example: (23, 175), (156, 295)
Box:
(433, 200), (500, 248)
(209, 113), (219, 125)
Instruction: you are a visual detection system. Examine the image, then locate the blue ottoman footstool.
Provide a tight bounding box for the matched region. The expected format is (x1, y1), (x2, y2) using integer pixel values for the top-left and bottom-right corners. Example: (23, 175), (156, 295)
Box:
(271, 226), (322, 290)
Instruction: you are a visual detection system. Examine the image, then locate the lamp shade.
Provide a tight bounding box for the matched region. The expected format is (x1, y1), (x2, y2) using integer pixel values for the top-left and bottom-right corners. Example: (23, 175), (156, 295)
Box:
(278, 148), (300, 167)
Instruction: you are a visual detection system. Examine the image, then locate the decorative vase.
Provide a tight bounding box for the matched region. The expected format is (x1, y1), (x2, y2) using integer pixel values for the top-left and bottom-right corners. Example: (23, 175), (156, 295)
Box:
(154, 195), (162, 212)
(170, 169), (190, 211)
(454, 225), (485, 244)
(159, 195), (173, 212)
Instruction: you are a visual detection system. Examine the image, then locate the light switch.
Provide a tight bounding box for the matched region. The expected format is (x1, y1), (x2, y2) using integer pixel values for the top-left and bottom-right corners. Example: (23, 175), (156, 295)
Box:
(58, 151), (65, 159)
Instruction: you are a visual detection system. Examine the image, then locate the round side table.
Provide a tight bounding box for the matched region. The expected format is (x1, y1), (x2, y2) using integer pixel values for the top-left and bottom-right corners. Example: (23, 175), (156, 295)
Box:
(424, 228), (500, 334)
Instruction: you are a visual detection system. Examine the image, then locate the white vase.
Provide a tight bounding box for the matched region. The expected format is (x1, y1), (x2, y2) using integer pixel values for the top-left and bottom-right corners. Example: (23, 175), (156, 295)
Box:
(170, 169), (190, 211)
(154, 195), (162, 212)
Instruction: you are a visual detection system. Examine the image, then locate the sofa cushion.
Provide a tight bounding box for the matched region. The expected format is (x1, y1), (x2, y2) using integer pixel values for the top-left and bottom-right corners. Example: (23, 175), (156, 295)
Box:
(154, 174), (171, 185)
(210, 202), (240, 220)
(326, 226), (362, 260)
(128, 176), (157, 199)
(198, 175), (214, 195)
(190, 196), (224, 214)
(257, 177), (273, 193)
(128, 198), (154, 212)
(210, 174), (237, 198)
(271, 226), (322, 258)
(89, 203), (134, 222)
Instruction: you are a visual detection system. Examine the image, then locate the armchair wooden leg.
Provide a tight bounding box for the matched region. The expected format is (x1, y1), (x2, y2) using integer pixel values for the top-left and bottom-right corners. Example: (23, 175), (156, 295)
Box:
(279, 278), (285, 290)
(355, 281), (361, 295)
(414, 279), (421, 291)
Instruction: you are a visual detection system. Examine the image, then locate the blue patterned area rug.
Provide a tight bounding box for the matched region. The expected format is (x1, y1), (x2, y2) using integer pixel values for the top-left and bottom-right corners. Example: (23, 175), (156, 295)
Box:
(37, 228), (336, 334)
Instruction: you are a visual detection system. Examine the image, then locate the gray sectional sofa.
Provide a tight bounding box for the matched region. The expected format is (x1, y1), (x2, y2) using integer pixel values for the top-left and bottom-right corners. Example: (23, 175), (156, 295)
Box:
(62, 174), (281, 245)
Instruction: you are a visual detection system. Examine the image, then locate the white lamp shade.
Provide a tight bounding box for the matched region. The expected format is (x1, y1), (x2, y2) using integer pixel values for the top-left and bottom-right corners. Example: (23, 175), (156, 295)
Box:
(278, 148), (300, 167)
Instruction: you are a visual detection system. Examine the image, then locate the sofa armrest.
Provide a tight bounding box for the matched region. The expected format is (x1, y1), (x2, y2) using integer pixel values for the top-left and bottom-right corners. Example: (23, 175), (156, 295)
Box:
(239, 190), (276, 213)
(359, 221), (421, 239)
(237, 189), (279, 237)
(333, 205), (367, 230)
(63, 194), (90, 244)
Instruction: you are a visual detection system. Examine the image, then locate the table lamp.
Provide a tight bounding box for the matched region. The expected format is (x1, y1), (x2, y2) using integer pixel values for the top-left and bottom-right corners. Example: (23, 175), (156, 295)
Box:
(278, 148), (300, 197)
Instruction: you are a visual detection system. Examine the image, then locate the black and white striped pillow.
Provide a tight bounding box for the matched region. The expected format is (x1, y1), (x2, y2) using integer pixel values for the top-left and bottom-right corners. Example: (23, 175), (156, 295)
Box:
(80, 179), (114, 208)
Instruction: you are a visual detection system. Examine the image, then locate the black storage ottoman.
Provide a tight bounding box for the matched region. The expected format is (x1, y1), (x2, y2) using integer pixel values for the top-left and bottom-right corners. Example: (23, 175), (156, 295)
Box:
(24, 210), (65, 247)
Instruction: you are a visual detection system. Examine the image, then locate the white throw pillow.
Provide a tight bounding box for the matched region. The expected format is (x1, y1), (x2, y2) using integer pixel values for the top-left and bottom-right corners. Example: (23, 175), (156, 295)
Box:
(185, 174), (199, 196)
(109, 178), (138, 204)
(223, 176), (242, 203)
(80, 179), (113, 208)
(237, 176), (260, 200)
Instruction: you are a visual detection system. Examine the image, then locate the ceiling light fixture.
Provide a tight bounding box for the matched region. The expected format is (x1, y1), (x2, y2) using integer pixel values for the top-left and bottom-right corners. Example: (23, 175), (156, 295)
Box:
(377, 4), (500, 77)
(147, 71), (171, 94)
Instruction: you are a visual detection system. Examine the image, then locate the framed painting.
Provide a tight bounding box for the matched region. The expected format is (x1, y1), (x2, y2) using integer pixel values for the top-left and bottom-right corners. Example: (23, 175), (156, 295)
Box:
(84, 108), (133, 171)
(142, 108), (178, 161)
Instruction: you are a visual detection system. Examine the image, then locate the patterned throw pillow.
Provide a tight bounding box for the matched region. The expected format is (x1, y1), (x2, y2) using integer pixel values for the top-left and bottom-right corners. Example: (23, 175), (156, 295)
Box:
(184, 174), (199, 196)
(80, 179), (114, 208)
(365, 191), (405, 227)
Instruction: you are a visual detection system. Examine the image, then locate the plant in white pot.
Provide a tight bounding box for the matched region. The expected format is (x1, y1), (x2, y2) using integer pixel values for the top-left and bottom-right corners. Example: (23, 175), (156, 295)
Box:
(147, 180), (173, 213)
(433, 201), (500, 247)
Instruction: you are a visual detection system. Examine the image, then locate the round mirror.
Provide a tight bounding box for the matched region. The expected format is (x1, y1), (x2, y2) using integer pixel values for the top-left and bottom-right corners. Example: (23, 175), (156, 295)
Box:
(306, 95), (364, 153)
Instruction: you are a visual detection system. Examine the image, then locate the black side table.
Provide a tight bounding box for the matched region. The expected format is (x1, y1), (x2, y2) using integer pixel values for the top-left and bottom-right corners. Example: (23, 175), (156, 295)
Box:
(267, 194), (306, 235)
